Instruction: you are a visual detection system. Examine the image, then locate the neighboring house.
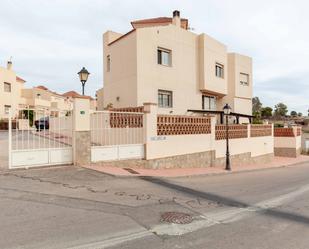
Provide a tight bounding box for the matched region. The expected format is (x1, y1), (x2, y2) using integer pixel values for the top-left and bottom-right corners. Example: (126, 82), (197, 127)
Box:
(102, 10), (252, 123)
(96, 87), (104, 110)
(21, 85), (73, 116)
(0, 60), (95, 119)
(0, 61), (26, 118)
(62, 91), (97, 110)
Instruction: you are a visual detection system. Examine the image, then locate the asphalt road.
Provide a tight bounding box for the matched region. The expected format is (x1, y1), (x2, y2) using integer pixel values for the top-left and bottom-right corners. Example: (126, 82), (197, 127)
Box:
(1, 162), (309, 249)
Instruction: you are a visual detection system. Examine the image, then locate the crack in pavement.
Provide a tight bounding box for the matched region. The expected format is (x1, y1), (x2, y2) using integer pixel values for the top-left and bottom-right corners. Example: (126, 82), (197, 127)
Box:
(1, 172), (109, 194)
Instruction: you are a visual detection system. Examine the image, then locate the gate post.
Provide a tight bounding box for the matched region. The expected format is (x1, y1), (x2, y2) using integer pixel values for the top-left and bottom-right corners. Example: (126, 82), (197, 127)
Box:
(143, 103), (158, 160)
(73, 97), (91, 166)
(8, 108), (12, 169)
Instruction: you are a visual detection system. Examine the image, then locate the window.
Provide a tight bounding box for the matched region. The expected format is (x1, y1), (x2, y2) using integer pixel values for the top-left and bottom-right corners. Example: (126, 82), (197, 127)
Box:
(202, 96), (216, 111)
(4, 105), (11, 114)
(215, 63), (224, 78)
(107, 55), (111, 72)
(4, 82), (11, 92)
(157, 48), (171, 66)
(240, 73), (249, 86)
(158, 90), (173, 108)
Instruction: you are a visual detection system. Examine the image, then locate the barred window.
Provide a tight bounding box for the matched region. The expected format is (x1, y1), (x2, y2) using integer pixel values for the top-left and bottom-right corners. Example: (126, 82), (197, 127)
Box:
(215, 63), (224, 78)
(158, 90), (173, 108)
(4, 82), (11, 92)
(240, 73), (249, 86)
(157, 48), (171, 66)
(4, 105), (11, 114)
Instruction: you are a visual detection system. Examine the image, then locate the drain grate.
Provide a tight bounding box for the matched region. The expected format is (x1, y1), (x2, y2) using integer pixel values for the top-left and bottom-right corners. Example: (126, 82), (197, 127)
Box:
(123, 168), (140, 175)
(161, 212), (193, 224)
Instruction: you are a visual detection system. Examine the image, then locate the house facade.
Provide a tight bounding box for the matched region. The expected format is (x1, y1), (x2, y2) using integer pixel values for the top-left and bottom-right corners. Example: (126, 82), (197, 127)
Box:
(96, 87), (104, 110)
(0, 61), (96, 119)
(0, 61), (26, 118)
(102, 11), (252, 123)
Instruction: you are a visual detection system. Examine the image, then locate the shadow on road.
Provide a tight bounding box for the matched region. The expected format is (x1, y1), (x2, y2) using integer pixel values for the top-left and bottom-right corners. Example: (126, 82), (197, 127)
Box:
(140, 176), (309, 226)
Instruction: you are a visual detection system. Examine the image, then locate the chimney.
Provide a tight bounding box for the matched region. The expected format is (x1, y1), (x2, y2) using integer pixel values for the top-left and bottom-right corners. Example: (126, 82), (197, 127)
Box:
(172, 10), (181, 27)
(7, 60), (12, 70)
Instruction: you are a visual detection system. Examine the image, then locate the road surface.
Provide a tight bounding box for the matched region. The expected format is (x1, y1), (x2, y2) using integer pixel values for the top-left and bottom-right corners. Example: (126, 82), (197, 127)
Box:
(0, 162), (309, 248)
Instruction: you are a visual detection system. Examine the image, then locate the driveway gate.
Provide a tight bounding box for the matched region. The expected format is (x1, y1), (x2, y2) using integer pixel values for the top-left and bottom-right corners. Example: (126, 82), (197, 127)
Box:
(90, 111), (145, 162)
(8, 109), (73, 169)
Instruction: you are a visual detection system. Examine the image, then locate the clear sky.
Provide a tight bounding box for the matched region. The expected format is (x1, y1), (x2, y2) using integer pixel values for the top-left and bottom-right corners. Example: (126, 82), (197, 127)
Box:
(0, 0), (308, 114)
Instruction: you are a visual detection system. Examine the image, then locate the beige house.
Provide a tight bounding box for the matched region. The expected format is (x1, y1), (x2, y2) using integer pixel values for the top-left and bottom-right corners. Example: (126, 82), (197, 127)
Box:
(0, 61), (96, 119)
(21, 85), (73, 116)
(0, 61), (26, 118)
(102, 11), (252, 123)
(63, 91), (97, 110)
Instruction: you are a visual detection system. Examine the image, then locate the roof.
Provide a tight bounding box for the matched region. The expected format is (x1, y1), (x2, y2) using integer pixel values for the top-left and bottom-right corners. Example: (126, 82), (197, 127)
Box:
(36, 85), (49, 90)
(16, 76), (26, 83)
(131, 17), (188, 29)
(108, 29), (136, 46)
(62, 91), (94, 100)
(108, 16), (189, 46)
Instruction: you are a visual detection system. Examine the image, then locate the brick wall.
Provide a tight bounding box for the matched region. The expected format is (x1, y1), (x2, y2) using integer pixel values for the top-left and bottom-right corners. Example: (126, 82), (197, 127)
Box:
(157, 115), (211, 136)
(110, 112), (143, 128)
(215, 124), (248, 140)
(274, 127), (302, 137)
(250, 124), (272, 137)
(274, 128), (295, 137)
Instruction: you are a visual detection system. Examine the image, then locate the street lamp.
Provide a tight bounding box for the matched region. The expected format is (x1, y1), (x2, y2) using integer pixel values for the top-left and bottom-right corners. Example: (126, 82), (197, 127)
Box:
(223, 103), (232, 171)
(78, 67), (90, 95)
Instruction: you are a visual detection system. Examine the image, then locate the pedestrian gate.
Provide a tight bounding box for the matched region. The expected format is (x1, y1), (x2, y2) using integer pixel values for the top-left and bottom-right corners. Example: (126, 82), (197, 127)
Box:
(90, 111), (145, 162)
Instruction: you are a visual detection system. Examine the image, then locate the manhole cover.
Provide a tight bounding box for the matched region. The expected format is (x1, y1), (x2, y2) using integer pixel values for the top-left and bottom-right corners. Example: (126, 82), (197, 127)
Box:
(160, 212), (193, 224)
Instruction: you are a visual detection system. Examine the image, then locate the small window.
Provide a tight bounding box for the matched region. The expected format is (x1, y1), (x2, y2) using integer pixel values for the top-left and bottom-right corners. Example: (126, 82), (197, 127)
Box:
(4, 105), (11, 114)
(157, 48), (171, 66)
(107, 55), (111, 72)
(202, 96), (216, 111)
(215, 63), (224, 78)
(240, 73), (249, 86)
(158, 90), (173, 108)
(4, 82), (11, 92)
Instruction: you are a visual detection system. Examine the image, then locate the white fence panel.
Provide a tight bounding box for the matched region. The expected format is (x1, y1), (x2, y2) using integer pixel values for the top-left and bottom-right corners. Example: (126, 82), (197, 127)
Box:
(90, 111), (145, 162)
(11, 149), (49, 167)
(91, 146), (119, 162)
(118, 144), (144, 160)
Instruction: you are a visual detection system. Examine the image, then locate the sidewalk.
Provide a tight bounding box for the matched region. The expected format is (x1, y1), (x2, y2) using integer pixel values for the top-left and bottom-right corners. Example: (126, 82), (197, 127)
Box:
(83, 155), (309, 178)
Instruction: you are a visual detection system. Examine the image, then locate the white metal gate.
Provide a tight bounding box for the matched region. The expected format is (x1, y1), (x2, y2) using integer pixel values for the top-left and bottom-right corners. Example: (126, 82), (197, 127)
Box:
(90, 111), (145, 162)
(9, 109), (73, 169)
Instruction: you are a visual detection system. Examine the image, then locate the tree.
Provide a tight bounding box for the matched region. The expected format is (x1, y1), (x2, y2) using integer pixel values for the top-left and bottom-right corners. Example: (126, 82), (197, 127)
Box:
(298, 112), (302, 117)
(274, 103), (288, 117)
(252, 97), (262, 114)
(290, 111), (297, 117)
(261, 107), (273, 118)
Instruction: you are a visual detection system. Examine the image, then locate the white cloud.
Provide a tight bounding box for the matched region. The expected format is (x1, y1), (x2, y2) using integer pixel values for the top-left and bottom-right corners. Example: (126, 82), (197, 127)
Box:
(0, 0), (308, 112)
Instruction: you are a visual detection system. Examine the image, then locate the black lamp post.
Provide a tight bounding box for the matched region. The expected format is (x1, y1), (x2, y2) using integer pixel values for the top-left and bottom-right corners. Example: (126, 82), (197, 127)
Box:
(223, 103), (232, 171)
(78, 67), (90, 95)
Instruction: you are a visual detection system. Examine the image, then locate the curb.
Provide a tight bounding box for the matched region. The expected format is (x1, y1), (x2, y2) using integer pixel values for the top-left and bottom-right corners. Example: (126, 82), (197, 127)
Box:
(82, 160), (309, 179)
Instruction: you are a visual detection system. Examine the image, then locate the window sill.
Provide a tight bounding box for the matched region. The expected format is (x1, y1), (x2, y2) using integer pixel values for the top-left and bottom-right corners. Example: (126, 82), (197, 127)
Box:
(158, 64), (172, 68)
